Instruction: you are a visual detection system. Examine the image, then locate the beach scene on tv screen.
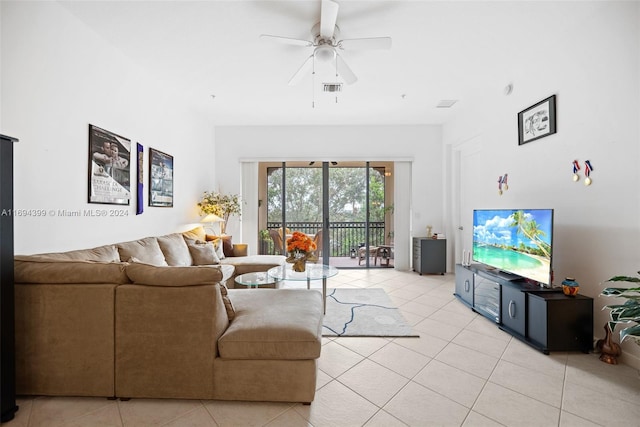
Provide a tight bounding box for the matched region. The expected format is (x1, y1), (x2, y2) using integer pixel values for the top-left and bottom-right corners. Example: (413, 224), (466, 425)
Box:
(473, 209), (552, 284)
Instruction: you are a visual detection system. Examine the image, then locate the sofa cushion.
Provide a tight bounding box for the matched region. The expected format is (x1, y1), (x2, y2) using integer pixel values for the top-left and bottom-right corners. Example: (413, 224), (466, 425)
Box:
(186, 240), (220, 265)
(218, 283), (235, 321)
(117, 237), (168, 266)
(218, 289), (322, 360)
(14, 257), (130, 284)
(215, 264), (235, 284)
(219, 255), (286, 276)
(157, 233), (193, 266)
(20, 244), (121, 262)
(125, 263), (224, 286)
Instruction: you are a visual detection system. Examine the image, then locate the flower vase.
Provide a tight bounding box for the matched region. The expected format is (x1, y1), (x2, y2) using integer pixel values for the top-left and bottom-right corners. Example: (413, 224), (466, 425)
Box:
(292, 257), (307, 272)
(286, 250), (317, 272)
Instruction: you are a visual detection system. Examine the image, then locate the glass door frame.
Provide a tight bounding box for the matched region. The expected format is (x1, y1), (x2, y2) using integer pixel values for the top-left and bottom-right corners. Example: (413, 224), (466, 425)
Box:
(263, 160), (391, 268)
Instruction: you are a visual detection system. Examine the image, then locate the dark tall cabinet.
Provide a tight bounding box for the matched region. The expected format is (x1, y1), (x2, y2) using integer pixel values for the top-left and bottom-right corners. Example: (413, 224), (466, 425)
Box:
(1, 134), (18, 422)
(412, 237), (446, 275)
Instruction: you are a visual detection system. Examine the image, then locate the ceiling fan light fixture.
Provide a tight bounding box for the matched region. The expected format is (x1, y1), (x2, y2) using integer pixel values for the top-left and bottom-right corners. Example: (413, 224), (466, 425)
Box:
(314, 45), (336, 62)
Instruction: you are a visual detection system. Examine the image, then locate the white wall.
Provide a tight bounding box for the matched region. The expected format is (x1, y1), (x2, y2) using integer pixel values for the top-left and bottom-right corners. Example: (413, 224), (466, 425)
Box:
(1, 1), (215, 254)
(443, 1), (640, 367)
(214, 125), (443, 268)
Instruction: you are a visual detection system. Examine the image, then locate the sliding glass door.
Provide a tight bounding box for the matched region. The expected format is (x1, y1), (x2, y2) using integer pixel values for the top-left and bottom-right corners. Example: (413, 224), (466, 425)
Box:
(263, 161), (393, 268)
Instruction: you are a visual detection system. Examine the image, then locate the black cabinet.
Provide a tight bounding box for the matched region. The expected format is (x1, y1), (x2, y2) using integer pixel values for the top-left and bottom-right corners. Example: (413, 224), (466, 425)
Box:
(1, 134), (18, 422)
(500, 284), (526, 336)
(454, 264), (473, 307)
(412, 238), (446, 275)
(527, 292), (593, 353)
(454, 264), (593, 354)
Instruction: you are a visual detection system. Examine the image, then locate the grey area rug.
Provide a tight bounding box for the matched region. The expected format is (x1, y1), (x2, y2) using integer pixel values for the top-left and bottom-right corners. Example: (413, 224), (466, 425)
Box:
(322, 288), (419, 337)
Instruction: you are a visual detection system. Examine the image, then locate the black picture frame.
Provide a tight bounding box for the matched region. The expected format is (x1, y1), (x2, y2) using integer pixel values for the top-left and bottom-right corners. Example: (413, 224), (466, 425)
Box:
(88, 124), (131, 205)
(518, 95), (557, 145)
(149, 148), (173, 207)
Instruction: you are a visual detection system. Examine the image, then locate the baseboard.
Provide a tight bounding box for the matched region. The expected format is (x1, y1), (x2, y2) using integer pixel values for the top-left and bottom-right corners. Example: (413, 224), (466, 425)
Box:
(620, 350), (640, 370)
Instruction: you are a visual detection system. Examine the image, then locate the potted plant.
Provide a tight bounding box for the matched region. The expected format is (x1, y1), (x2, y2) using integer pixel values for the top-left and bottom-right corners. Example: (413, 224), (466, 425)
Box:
(259, 229), (271, 254)
(197, 191), (241, 234)
(597, 273), (640, 364)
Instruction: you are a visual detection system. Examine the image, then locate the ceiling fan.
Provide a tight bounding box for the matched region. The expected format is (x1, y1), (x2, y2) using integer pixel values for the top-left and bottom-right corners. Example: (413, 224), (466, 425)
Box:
(260, 0), (392, 86)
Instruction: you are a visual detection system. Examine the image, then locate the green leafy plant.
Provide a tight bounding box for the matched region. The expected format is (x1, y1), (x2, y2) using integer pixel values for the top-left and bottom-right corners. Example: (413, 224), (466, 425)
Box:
(601, 273), (640, 345)
(197, 191), (241, 233)
(258, 229), (270, 240)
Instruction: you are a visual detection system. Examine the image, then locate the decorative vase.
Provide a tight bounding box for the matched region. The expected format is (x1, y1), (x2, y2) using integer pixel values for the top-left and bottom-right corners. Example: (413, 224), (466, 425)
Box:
(596, 323), (621, 364)
(292, 258), (307, 272)
(561, 277), (579, 296)
(286, 251), (317, 272)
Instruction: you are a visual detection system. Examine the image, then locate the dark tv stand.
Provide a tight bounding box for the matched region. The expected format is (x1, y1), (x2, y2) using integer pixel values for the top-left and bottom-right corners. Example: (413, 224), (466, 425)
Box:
(454, 264), (593, 354)
(483, 267), (521, 282)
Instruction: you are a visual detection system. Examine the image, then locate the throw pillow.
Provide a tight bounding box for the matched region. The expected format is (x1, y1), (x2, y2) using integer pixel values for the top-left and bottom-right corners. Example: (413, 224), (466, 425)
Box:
(216, 235), (233, 257)
(218, 283), (235, 321)
(186, 240), (220, 265)
(117, 237), (168, 266)
(157, 233), (193, 266)
(205, 236), (225, 260)
(182, 226), (207, 242)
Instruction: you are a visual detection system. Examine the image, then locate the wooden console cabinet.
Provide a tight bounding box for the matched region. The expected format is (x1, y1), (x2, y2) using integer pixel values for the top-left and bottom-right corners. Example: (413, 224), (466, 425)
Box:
(454, 264), (593, 354)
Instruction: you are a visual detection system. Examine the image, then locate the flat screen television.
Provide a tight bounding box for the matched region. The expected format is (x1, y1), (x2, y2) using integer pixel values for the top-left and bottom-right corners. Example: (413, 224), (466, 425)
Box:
(472, 209), (553, 286)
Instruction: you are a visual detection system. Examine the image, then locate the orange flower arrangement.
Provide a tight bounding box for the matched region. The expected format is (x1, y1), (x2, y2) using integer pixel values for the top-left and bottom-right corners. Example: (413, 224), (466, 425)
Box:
(285, 231), (318, 272)
(286, 231), (317, 254)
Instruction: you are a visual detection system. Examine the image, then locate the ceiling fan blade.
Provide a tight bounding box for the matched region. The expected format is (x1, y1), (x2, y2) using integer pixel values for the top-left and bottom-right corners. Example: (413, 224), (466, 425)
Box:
(339, 37), (392, 50)
(336, 53), (357, 85)
(288, 55), (314, 86)
(260, 34), (313, 47)
(320, 0), (339, 39)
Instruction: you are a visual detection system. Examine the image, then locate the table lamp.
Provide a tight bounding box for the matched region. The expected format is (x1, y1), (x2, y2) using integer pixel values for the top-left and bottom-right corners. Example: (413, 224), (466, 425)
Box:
(201, 213), (225, 235)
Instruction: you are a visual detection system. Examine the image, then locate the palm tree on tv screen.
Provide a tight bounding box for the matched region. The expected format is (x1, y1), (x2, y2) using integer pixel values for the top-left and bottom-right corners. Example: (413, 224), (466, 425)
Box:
(509, 210), (550, 259)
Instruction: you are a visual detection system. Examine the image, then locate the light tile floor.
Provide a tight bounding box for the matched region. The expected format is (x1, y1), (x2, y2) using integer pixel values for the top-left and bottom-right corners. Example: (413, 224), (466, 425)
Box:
(5, 269), (640, 426)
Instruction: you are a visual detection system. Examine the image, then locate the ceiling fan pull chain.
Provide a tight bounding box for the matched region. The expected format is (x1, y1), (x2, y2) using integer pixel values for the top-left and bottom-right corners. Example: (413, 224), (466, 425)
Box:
(335, 60), (339, 104)
(312, 56), (316, 108)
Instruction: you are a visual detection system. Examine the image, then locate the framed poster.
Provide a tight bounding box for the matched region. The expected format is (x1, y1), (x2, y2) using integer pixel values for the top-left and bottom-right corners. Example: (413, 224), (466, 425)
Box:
(88, 124), (131, 205)
(149, 148), (173, 207)
(518, 95), (557, 145)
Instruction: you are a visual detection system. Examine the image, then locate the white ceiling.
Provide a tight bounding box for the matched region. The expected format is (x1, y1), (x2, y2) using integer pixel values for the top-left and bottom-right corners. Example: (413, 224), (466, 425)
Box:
(58, 0), (583, 127)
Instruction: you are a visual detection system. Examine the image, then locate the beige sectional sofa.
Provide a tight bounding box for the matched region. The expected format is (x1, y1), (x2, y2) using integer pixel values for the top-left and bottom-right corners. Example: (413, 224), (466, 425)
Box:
(13, 227), (323, 403)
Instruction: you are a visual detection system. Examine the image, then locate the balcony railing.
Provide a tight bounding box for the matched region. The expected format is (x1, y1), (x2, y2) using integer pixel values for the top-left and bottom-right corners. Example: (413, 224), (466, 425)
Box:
(264, 221), (387, 257)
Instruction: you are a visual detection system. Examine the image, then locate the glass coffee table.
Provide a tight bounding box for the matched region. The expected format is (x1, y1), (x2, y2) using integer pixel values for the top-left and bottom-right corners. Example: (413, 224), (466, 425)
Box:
(234, 272), (277, 289)
(267, 264), (338, 313)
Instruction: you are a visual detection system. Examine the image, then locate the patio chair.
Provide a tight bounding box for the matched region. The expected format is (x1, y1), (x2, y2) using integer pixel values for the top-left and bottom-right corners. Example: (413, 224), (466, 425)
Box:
(358, 246), (379, 266)
(312, 229), (323, 259)
(268, 229), (285, 255)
